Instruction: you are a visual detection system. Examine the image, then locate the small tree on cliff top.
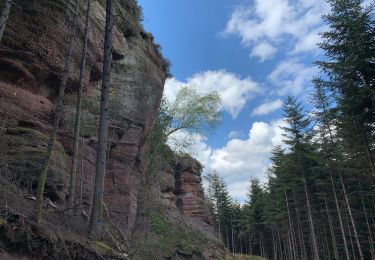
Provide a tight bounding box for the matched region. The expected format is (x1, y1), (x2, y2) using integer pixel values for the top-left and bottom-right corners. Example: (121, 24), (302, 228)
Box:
(165, 85), (222, 152)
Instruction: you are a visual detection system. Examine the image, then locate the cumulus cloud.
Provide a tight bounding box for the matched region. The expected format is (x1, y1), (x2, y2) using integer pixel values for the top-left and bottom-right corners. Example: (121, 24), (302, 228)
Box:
(268, 59), (317, 96)
(223, 0), (329, 60)
(252, 99), (283, 116)
(250, 42), (277, 61)
(164, 70), (261, 118)
(193, 119), (286, 201)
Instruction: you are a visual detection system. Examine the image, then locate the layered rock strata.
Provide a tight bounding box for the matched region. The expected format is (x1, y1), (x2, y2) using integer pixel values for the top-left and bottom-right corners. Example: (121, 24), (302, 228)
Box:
(0, 0), (167, 231)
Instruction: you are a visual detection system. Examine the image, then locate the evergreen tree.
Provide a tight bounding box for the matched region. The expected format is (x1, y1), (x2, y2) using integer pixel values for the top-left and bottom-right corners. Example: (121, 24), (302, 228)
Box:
(317, 0), (375, 177)
(205, 171), (233, 247)
(281, 96), (320, 260)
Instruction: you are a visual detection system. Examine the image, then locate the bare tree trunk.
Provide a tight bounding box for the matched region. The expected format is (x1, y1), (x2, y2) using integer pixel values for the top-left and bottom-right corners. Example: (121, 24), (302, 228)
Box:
(240, 237), (243, 254)
(285, 190), (298, 259)
(218, 214), (221, 241)
(294, 191), (307, 260)
(276, 228), (283, 260)
(324, 194), (339, 259)
(302, 175), (319, 260)
(231, 215), (234, 253)
(68, 0), (92, 211)
(0, 0), (11, 43)
(339, 173), (364, 260)
(320, 210), (331, 260)
(345, 211), (356, 258)
(330, 171), (350, 260)
(271, 226), (277, 260)
(88, 0), (113, 239)
(34, 0), (79, 223)
(249, 234), (253, 256)
(359, 182), (374, 259)
(225, 226), (233, 251)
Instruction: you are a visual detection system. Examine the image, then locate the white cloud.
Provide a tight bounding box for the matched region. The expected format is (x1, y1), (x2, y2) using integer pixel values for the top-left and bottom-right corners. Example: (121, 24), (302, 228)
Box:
(223, 0), (329, 60)
(164, 77), (184, 105)
(167, 130), (211, 160)
(252, 99), (283, 116)
(164, 70), (261, 118)
(268, 59), (317, 96)
(193, 119), (286, 202)
(291, 26), (326, 54)
(228, 131), (242, 140)
(250, 42), (277, 61)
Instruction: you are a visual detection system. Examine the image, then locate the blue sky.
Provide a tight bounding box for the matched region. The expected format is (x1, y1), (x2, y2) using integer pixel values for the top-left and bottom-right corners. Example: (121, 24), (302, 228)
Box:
(138, 0), (332, 201)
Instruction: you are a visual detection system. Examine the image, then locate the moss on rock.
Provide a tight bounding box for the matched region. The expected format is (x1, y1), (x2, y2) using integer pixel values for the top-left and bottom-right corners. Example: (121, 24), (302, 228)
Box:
(0, 127), (69, 201)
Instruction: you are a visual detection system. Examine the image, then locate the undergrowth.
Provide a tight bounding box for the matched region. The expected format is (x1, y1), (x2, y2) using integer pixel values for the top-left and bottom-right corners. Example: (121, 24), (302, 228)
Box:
(133, 212), (212, 259)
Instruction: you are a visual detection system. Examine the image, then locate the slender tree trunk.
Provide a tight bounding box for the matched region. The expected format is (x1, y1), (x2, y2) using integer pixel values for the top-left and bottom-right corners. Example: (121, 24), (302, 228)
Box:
(231, 216), (234, 253)
(294, 191), (307, 260)
(302, 174), (320, 260)
(360, 182), (374, 259)
(339, 173), (364, 260)
(285, 190), (297, 259)
(226, 227), (229, 250)
(240, 237), (243, 254)
(271, 226), (277, 260)
(218, 214), (221, 241)
(68, 0), (92, 211)
(249, 234), (253, 255)
(287, 229), (293, 260)
(345, 211), (356, 258)
(330, 171), (350, 260)
(88, 0), (113, 239)
(276, 228), (283, 260)
(324, 194), (339, 260)
(34, 0), (79, 223)
(320, 210), (331, 260)
(0, 0), (11, 43)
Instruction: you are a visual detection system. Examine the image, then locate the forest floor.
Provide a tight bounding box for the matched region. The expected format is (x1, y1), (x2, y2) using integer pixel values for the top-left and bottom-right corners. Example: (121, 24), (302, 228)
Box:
(231, 254), (267, 260)
(0, 176), (129, 259)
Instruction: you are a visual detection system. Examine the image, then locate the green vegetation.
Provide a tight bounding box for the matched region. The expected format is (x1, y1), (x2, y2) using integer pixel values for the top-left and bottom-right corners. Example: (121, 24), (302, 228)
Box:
(134, 213), (210, 259)
(165, 85), (221, 153)
(133, 78), (222, 259)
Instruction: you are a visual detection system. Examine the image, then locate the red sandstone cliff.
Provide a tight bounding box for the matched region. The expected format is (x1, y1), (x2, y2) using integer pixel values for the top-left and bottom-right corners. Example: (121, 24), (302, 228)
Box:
(0, 0), (166, 231)
(0, 1), (222, 258)
(160, 155), (215, 238)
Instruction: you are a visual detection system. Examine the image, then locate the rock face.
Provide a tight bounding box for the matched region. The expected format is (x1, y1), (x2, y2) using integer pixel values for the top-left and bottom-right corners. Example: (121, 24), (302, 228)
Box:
(1, 127), (68, 201)
(160, 155), (214, 237)
(0, 0), (167, 231)
(0, 0), (214, 242)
